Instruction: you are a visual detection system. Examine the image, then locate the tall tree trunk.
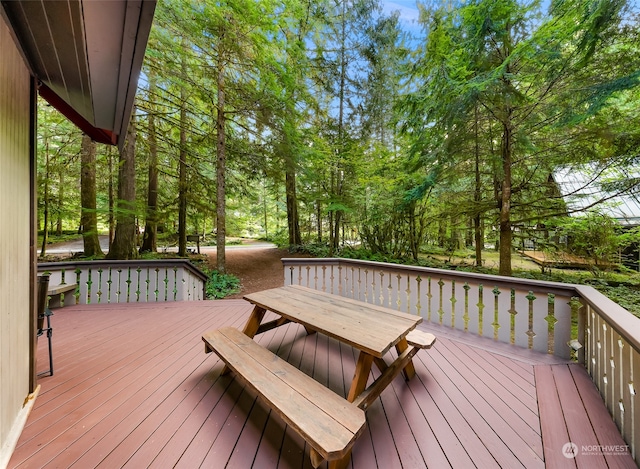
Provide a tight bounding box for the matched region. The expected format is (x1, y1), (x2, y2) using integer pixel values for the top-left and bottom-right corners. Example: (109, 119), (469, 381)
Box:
(409, 201), (418, 261)
(141, 77), (159, 254)
(178, 44), (188, 257)
(330, 0), (347, 255)
(332, 194), (342, 251)
(316, 200), (322, 243)
(216, 55), (227, 273)
(281, 28), (302, 249)
(106, 116), (137, 260)
(40, 136), (50, 257)
(285, 152), (301, 246)
(80, 135), (103, 257)
(56, 172), (64, 235)
(498, 119), (513, 276)
(263, 179), (269, 239)
(474, 105), (483, 267)
(108, 146), (115, 248)
(177, 107), (187, 256)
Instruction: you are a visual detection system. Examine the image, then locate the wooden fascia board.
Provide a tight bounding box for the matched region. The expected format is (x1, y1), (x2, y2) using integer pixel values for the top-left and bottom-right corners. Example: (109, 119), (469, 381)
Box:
(38, 83), (117, 145)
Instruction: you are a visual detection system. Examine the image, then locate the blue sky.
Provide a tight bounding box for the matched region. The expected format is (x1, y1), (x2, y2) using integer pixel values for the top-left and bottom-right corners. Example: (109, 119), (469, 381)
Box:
(382, 0), (421, 22)
(381, 0), (424, 37)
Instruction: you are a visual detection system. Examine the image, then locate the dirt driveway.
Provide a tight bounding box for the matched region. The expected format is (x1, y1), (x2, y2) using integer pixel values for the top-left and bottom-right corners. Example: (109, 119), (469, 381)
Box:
(204, 246), (311, 298)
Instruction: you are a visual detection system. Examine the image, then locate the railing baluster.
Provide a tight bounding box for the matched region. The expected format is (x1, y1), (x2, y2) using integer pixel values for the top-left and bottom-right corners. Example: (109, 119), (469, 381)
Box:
(438, 279), (445, 325)
(135, 267), (141, 302)
(415, 276), (422, 317)
(172, 267), (179, 300)
(477, 284), (484, 336)
(405, 275), (413, 315)
(450, 280), (456, 328)
(79, 268), (90, 305)
(127, 268), (133, 302)
(525, 291), (535, 349)
(427, 277), (433, 323)
(97, 268), (103, 304)
(545, 295), (556, 355)
(618, 337), (625, 440)
(631, 350), (638, 460)
(463, 283), (470, 332)
(492, 286), (500, 341)
(106, 267), (113, 303)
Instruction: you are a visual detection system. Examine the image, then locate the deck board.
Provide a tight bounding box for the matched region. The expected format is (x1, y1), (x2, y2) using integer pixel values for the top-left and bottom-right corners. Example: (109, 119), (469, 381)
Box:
(435, 337), (543, 461)
(535, 364), (636, 469)
(9, 300), (636, 468)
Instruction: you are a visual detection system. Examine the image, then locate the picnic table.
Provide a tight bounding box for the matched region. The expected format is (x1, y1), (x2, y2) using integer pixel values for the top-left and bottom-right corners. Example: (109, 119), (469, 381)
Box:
(203, 285), (435, 469)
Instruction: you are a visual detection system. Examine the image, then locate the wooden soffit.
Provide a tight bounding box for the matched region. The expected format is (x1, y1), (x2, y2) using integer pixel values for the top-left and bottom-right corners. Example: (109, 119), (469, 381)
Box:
(1, 0), (156, 146)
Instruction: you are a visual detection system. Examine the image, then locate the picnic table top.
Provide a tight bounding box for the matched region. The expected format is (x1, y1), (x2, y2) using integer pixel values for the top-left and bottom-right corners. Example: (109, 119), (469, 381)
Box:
(243, 285), (422, 358)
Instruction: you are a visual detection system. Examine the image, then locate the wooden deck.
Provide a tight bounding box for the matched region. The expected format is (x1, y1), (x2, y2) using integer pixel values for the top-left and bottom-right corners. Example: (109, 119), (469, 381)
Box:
(521, 250), (616, 270)
(9, 300), (636, 468)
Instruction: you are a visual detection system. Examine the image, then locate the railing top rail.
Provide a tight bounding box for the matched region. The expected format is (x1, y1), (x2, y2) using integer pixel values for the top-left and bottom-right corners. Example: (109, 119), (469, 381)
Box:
(282, 257), (579, 297)
(38, 259), (209, 282)
(574, 284), (640, 352)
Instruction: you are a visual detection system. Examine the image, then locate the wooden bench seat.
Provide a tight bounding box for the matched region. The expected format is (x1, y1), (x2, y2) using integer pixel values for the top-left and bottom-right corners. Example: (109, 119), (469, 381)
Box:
(203, 327), (366, 469)
(406, 329), (437, 349)
(47, 283), (77, 308)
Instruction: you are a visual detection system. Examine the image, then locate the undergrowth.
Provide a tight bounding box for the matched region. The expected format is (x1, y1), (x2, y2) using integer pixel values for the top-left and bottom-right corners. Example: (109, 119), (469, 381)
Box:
(202, 268), (240, 299)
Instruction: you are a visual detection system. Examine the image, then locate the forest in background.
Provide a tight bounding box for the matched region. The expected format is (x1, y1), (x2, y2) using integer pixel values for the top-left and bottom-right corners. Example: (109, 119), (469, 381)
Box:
(37, 0), (640, 279)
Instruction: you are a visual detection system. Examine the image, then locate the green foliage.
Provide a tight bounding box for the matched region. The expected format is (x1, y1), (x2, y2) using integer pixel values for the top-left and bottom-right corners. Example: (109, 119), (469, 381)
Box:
(203, 269), (241, 299)
(549, 213), (637, 274)
(38, 230), (83, 246)
(400, 0), (638, 275)
(595, 283), (640, 314)
(262, 229), (291, 248)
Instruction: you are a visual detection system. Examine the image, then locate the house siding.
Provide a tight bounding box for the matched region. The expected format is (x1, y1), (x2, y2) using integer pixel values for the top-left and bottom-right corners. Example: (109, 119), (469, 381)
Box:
(0, 15), (32, 456)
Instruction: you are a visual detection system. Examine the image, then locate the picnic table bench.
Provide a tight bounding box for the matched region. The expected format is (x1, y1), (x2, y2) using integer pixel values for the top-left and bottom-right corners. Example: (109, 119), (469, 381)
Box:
(202, 285), (436, 469)
(47, 282), (77, 308)
(203, 327), (366, 469)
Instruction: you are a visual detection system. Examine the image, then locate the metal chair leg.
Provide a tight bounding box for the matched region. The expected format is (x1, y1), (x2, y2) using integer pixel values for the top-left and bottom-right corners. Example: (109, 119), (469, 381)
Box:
(37, 308), (54, 377)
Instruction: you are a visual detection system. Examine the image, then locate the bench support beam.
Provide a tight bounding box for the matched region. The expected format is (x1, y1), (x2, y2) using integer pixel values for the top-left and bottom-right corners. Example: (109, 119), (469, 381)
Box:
(255, 317), (291, 335)
(353, 346), (420, 411)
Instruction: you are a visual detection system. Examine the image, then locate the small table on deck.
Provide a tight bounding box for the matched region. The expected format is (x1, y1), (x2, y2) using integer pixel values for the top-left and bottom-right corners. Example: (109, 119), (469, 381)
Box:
(238, 285), (424, 408)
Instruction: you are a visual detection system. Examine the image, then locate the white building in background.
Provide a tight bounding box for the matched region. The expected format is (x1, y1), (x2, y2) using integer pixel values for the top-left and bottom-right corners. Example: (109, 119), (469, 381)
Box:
(553, 164), (640, 227)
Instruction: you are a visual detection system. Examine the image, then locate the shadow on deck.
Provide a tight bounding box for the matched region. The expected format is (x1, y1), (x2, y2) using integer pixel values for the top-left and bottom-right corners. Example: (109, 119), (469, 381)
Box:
(9, 300), (635, 468)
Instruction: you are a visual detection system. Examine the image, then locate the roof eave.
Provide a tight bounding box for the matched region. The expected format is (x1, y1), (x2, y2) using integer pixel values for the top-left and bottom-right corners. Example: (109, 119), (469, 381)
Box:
(1, 0), (156, 148)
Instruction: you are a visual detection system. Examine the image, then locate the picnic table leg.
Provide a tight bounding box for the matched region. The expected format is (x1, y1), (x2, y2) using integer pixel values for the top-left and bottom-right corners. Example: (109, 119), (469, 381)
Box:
(220, 305), (266, 375)
(347, 352), (374, 402)
(328, 453), (352, 469)
(395, 338), (416, 380)
(241, 305), (267, 338)
(310, 449), (352, 469)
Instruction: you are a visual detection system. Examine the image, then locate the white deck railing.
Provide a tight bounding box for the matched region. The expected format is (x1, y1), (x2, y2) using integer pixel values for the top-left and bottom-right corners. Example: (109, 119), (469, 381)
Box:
(282, 257), (640, 462)
(38, 259), (208, 304)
